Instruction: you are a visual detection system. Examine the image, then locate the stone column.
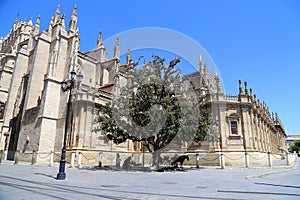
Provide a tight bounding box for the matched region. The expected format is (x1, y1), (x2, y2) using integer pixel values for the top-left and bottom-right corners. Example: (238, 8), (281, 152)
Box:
(286, 152), (290, 166)
(78, 151), (82, 168)
(245, 152), (249, 168)
(98, 152), (102, 167)
(220, 152), (225, 169)
(268, 152), (272, 168)
(31, 150), (37, 165)
(70, 151), (76, 168)
(49, 151), (54, 167)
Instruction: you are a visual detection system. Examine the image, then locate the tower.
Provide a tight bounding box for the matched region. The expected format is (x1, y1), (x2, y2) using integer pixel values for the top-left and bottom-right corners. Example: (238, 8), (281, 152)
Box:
(0, 17), (36, 156)
(0, 4), (83, 161)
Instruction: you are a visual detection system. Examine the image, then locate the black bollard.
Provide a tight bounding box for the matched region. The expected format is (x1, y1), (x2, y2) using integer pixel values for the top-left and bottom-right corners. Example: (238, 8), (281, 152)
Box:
(0, 150), (3, 164)
(14, 151), (19, 165)
(196, 153), (199, 168)
(31, 150), (37, 165)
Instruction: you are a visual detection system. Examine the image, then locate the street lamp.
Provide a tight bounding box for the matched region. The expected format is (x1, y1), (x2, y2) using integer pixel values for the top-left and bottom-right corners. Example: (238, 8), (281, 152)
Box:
(57, 69), (83, 180)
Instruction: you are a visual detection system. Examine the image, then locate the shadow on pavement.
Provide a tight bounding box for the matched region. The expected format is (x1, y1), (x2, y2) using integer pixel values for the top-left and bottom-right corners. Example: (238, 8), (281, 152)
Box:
(34, 173), (56, 179)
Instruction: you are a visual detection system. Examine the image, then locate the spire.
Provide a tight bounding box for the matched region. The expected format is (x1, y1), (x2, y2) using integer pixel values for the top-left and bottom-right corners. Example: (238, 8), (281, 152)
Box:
(239, 80), (244, 95)
(96, 30), (103, 48)
(72, 4), (77, 16)
(14, 17), (18, 25)
(126, 48), (131, 65)
(275, 112), (278, 124)
(13, 17), (18, 30)
(28, 18), (33, 26)
(244, 81), (249, 95)
(214, 71), (221, 94)
(60, 14), (66, 29)
(262, 101), (265, 111)
(36, 15), (41, 26)
(214, 70), (219, 80)
(199, 54), (203, 67)
(203, 63), (207, 73)
(28, 17), (36, 50)
(114, 36), (120, 59)
(69, 5), (77, 33)
(56, 4), (60, 14)
(33, 16), (40, 35)
(199, 54), (203, 73)
(48, 16), (54, 36)
(214, 70), (218, 78)
(54, 4), (61, 24)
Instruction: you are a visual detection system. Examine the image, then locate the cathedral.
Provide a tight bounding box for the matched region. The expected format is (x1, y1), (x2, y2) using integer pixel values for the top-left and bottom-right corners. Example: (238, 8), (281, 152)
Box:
(0, 5), (287, 166)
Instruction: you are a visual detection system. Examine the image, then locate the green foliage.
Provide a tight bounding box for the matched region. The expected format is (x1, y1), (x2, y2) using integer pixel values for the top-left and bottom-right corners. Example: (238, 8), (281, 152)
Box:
(129, 83), (181, 149)
(289, 140), (300, 153)
(95, 55), (218, 168)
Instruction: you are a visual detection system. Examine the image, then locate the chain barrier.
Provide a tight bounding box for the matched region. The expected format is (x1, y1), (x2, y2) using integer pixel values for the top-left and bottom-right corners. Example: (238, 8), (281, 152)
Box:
(224, 154), (245, 161)
(37, 153), (50, 159)
(80, 153), (89, 160)
(188, 155), (196, 160)
(54, 152), (61, 156)
(90, 153), (100, 160)
(81, 152), (99, 161)
(102, 153), (115, 161)
(6, 149), (291, 168)
(200, 155), (220, 162)
(248, 153), (267, 160)
(271, 154), (283, 160)
(18, 153), (32, 159)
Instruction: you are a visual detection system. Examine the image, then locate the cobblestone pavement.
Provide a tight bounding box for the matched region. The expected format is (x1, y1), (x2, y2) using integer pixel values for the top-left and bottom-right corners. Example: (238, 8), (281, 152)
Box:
(0, 159), (299, 200)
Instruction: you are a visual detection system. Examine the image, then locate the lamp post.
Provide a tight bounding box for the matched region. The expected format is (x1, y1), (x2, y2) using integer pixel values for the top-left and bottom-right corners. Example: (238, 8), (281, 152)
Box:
(57, 69), (83, 180)
(142, 141), (145, 167)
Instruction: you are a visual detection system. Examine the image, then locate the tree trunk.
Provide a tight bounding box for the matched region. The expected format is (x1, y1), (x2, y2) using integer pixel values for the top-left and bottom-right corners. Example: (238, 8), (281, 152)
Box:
(152, 150), (161, 169)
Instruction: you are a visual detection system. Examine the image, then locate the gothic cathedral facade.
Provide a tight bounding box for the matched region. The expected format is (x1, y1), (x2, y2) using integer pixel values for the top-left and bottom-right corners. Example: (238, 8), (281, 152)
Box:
(0, 5), (287, 165)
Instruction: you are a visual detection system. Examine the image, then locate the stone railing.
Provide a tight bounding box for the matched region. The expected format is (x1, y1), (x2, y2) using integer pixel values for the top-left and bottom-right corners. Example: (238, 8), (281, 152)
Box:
(225, 95), (239, 101)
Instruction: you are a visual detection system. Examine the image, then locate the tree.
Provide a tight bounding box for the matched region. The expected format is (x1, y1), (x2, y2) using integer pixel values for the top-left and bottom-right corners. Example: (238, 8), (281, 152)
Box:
(96, 55), (217, 169)
(289, 140), (300, 154)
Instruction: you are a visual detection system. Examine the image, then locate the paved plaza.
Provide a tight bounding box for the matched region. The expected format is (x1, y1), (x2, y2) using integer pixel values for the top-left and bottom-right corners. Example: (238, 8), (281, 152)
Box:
(0, 160), (299, 200)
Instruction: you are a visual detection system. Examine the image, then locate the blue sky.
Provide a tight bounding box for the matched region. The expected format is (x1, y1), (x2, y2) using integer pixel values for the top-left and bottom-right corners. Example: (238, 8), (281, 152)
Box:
(0, 0), (299, 134)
